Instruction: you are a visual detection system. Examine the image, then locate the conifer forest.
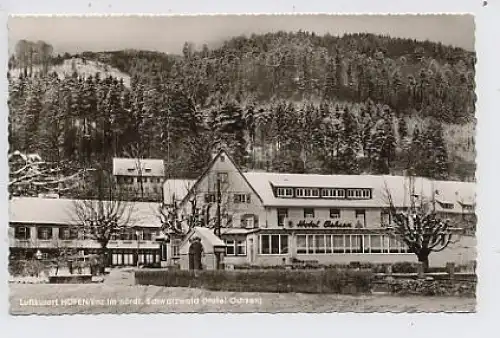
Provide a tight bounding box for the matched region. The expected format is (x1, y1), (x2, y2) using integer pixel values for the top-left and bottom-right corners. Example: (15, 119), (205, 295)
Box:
(8, 32), (476, 182)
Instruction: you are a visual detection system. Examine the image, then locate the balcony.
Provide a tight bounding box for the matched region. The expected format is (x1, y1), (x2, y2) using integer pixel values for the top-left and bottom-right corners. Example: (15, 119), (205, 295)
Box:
(108, 240), (159, 249)
(10, 238), (160, 250)
(9, 238), (100, 249)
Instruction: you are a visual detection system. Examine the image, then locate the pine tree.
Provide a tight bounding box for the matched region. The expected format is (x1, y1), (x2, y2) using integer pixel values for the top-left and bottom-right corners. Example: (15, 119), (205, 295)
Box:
(337, 106), (360, 174)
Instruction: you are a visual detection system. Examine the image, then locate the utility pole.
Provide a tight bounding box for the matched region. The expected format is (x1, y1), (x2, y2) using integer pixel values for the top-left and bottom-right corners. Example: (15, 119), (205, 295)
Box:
(216, 176), (221, 237)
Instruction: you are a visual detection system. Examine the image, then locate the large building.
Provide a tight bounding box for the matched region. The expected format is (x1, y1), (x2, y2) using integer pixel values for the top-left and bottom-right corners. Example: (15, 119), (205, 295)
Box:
(172, 150), (476, 268)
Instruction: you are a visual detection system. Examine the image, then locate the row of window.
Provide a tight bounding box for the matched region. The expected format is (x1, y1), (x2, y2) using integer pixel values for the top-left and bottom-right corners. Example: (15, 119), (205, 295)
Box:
(111, 252), (160, 266)
(116, 176), (163, 184)
(295, 234), (410, 254)
(257, 234), (410, 255)
(13, 226), (157, 241)
(204, 193), (252, 204)
(275, 187), (372, 200)
(277, 208), (367, 226)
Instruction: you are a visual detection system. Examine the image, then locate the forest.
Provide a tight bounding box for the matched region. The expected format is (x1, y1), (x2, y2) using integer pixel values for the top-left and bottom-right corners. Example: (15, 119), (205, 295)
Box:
(7, 31), (476, 184)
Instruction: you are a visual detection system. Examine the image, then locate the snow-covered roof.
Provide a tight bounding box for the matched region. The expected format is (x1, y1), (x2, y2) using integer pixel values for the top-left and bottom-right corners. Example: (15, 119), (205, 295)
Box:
(9, 197), (162, 228)
(163, 179), (196, 205)
(242, 172), (475, 213)
(181, 227), (225, 248)
(112, 158), (165, 177)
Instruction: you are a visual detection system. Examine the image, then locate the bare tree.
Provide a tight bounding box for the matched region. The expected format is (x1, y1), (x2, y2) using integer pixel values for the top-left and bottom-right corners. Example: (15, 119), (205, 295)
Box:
(157, 176), (240, 236)
(8, 150), (87, 199)
(71, 170), (136, 273)
(383, 177), (455, 271)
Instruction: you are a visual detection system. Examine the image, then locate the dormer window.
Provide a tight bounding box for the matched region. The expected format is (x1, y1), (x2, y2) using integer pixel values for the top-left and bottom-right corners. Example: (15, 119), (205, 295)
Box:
(276, 188), (293, 197)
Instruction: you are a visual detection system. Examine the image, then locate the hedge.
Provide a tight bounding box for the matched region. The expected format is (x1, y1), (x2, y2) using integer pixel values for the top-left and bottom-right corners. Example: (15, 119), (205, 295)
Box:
(386, 279), (476, 297)
(232, 261), (475, 274)
(135, 268), (373, 294)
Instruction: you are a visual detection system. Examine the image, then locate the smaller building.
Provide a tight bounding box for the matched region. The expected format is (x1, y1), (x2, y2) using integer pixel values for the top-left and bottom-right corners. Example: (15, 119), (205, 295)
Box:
(112, 157), (165, 202)
(177, 227), (226, 270)
(9, 197), (163, 267)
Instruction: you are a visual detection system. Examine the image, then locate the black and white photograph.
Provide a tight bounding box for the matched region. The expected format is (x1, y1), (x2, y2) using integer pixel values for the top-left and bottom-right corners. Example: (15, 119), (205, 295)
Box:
(7, 14), (477, 314)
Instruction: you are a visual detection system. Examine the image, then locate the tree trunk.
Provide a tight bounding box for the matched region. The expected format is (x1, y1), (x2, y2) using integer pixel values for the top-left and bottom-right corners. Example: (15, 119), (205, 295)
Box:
(417, 252), (430, 272)
(98, 245), (108, 275)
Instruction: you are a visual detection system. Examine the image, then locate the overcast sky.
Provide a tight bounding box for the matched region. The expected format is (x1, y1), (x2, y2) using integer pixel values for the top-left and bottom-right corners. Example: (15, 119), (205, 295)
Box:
(8, 14), (475, 55)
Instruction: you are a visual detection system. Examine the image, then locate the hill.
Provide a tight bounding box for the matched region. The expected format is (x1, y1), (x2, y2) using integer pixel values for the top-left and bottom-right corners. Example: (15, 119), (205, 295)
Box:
(7, 32), (476, 182)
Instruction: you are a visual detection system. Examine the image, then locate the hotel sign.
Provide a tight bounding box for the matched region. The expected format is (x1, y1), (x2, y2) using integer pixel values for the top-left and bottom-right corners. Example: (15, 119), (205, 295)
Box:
(292, 220), (358, 228)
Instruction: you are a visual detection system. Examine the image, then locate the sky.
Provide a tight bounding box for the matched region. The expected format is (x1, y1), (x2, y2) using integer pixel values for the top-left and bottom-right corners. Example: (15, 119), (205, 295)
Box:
(7, 14), (475, 55)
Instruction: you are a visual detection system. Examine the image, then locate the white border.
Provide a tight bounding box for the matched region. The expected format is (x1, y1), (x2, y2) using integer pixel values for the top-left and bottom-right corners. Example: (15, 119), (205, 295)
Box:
(1, 0), (499, 337)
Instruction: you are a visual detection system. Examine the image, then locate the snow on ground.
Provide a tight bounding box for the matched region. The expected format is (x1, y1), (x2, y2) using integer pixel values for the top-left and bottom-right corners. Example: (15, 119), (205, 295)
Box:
(9, 269), (475, 314)
(10, 58), (131, 88)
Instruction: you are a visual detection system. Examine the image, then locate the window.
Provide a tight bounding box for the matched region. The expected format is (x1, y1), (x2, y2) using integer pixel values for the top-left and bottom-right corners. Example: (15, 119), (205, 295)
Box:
(37, 227), (53, 240)
(276, 187), (293, 197)
(277, 208), (288, 227)
(296, 235), (307, 254)
(260, 235), (288, 254)
(217, 172), (228, 183)
(347, 189), (371, 199)
(355, 210), (366, 228)
(172, 245), (180, 258)
(296, 188), (305, 197)
(234, 193), (251, 204)
(242, 216), (254, 228)
(59, 227), (78, 240)
(237, 240), (246, 255)
(304, 208), (315, 218)
(304, 188), (319, 198)
(14, 226), (30, 240)
(296, 234), (410, 255)
(381, 209), (391, 226)
(145, 168), (152, 173)
(322, 188), (345, 198)
(226, 239), (246, 255)
(205, 193), (216, 203)
(142, 231), (152, 241)
(330, 208), (341, 219)
(226, 239), (236, 255)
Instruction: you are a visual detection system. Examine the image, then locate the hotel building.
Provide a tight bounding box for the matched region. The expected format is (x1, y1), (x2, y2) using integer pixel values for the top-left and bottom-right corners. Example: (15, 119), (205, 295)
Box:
(173, 150), (476, 269)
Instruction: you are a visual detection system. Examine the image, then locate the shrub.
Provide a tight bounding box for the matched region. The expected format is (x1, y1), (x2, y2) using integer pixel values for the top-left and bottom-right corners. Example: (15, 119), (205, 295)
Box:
(391, 262), (419, 273)
(9, 259), (48, 277)
(135, 268), (373, 294)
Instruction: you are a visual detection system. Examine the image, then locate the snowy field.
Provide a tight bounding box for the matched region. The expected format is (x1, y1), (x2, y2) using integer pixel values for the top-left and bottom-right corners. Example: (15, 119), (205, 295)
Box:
(9, 269), (475, 314)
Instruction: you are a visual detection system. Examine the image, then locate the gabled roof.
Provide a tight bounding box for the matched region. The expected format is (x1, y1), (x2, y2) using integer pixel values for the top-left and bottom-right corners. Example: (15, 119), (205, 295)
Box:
(9, 197), (162, 228)
(180, 149), (263, 205)
(112, 157), (165, 177)
(180, 226), (225, 248)
(163, 179), (196, 205)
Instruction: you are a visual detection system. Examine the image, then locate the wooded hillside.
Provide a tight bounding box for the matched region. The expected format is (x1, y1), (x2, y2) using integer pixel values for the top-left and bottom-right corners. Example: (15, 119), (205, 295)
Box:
(8, 32), (476, 182)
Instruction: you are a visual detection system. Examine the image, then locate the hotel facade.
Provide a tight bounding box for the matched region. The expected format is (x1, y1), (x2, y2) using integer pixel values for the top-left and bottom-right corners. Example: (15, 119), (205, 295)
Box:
(171, 150), (476, 269)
